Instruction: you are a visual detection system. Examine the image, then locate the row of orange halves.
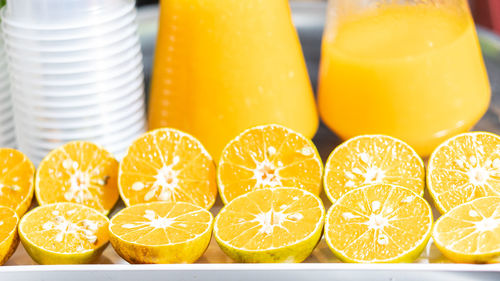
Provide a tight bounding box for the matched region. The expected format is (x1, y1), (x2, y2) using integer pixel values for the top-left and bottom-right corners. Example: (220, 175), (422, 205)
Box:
(0, 125), (499, 264)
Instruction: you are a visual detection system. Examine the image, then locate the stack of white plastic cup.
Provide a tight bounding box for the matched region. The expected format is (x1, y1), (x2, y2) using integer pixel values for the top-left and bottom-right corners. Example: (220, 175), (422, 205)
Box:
(1, 0), (147, 164)
(0, 28), (16, 148)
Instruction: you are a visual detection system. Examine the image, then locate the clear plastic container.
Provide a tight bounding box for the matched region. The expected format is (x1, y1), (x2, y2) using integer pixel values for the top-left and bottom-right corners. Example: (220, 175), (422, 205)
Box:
(8, 54), (142, 85)
(16, 112), (146, 145)
(2, 18), (137, 51)
(10, 65), (143, 91)
(2, 0), (133, 29)
(1, 9), (136, 42)
(13, 87), (144, 117)
(13, 80), (144, 107)
(7, 44), (141, 74)
(13, 98), (144, 129)
(5, 35), (140, 63)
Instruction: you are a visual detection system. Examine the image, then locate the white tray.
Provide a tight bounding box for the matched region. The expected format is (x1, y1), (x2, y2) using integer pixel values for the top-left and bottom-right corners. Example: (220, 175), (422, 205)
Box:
(3, 1), (500, 280)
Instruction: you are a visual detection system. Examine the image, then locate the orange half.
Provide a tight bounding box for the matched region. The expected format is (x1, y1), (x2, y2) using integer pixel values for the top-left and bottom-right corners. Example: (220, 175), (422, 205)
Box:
(35, 141), (119, 214)
(118, 128), (217, 209)
(218, 124), (323, 204)
(0, 148), (35, 216)
(0, 206), (19, 265)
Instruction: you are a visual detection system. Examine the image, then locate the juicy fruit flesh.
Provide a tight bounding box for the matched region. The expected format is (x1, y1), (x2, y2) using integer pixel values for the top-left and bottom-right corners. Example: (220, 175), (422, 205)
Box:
(0, 206), (19, 265)
(433, 197), (500, 259)
(325, 184), (432, 262)
(218, 124), (323, 204)
(428, 132), (500, 213)
(324, 135), (425, 203)
(36, 141), (119, 214)
(110, 202), (213, 246)
(119, 128), (217, 209)
(20, 203), (109, 254)
(215, 188), (324, 251)
(0, 207), (17, 241)
(0, 148), (35, 215)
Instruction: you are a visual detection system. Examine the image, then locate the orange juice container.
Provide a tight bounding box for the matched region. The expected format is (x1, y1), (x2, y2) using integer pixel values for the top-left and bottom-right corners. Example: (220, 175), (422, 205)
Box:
(318, 0), (491, 156)
(149, 0), (318, 159)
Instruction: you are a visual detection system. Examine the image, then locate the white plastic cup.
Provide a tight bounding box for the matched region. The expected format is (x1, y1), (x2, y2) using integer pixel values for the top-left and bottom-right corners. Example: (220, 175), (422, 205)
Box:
(3, 0), (133, 29)
(5, 35), (140, 63)
(13, 98), (145, 129)
(2, 18), (137, 52)
(8, 54), (143, 85)
(6, 43), (142, 74)
(13, 88), (144, 118)
(2, 8), (136, 42)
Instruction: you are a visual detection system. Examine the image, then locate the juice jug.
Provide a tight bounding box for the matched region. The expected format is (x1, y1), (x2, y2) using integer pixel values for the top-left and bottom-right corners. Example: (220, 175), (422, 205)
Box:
(149, 0), (318, 159)
(318, 0), (491, 156)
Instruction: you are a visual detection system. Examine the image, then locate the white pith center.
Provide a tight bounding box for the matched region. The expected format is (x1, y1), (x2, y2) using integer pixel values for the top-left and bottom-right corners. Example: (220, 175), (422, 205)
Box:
(454, 153), (499, 186)
(137, 156), (181, 202)
(66, 170), (91, 203)
(475, 217), (500, 232)
(254, 159), (282, 188)
(341, 200), (404, 246)
(467, 166), (490, 185)
(344, 152), (386, 187)
(367, 214), (389, 230)
(253, 207), (303, 235)
(362, 167), (386, 184)
(42, 210), (99, 246)
(121, 210), (176, 230)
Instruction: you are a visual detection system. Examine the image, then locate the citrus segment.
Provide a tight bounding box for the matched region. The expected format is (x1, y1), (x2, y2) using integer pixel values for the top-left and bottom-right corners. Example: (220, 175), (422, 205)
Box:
(324, 135), (425, 203)
(427, 132), (500, 213)
(0, 206), (19, 265)
(325, 184), (433, 263)
(0, 148), (35, 217)
(109, 201), (213, 264)
(214, 187), (325, 263)
(433, 196), (500, 263)
(118, 128), (217, 209)
(35, 141), (119, 214)
(18, 202), (109, 265)
(218, 124), (323, 204)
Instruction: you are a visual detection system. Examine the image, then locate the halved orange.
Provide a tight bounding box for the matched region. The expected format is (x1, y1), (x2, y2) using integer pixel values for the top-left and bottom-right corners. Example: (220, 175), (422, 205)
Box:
(214, 187), (325, 263)
(433, 196), (500, 263)
(324, 135), (425, 203)
(118, 128), (217, 209)
(325, 184), (433, 263)
(0, 148), (35, 216)
(0, 206), (19, 265)
(19, 202), (109, 264)
(109, 201), (213, 264)
(218, 124), (323, 204)
(427, 132), (500, 214)
(35, 141), (119, 215)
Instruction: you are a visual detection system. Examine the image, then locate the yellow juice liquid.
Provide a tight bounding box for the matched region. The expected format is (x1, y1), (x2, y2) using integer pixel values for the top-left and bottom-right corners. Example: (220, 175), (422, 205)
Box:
(149, 0), (318, 160)
(318, 5), (491, 156)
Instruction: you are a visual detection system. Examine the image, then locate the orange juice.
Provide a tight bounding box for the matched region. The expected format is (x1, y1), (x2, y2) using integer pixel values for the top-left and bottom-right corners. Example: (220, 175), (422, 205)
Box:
(318, 4), (491, 156)
(149, 0), (318, 159)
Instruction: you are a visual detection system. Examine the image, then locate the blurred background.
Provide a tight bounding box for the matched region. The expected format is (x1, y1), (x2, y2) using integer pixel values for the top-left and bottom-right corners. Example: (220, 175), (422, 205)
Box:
(135, 0), (500, 35)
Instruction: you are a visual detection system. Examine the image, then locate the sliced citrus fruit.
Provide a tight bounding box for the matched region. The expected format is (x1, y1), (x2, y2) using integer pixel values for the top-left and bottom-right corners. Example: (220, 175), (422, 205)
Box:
(433, 196), (500, 263)
(0, 206), (19, 265)
(217, 124), (323, 204)
(118, 128), (217, 209)
(427, 132), (500, 214)
(324, 135), (425, 204)
(0, 148), (35, 216)
(325, 184), (432, 263)
(214, 187), (324, 263)
(35, 141), (119, 215)
(19, 202), (109, 265)
(109, 201), (213, 264)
